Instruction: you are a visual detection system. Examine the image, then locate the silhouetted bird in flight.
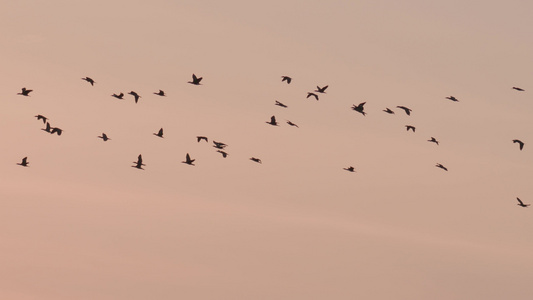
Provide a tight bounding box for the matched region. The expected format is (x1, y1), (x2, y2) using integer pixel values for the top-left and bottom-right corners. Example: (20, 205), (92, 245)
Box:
(153, 128), (164, 138)
(128, 91), (141, 103)
(516, 197), (530, 207)
(50, 127), (63, 136)
(405, 125), (416, 132)
(436, 163), (448, 171)
(112, 93), (124, 99)
(513, 139), (524, 150)
(275, 101), (288, 108)
(446, 96), (459, 102)
(197, 136), (208, 143)
(17, 87), (33, 96)
(213, 141), (227, 149)
(132, 154), (145, 169)
(428, 137), (439, 145)
(188, 74), (202, 85)
(352, 102), (366, 115)
(266, 115), (278, 126)
(250, 157), (262, 164)
(286, 120), (299, 128)
(397, 106), (412, 115)
(513, 87), (525, 91)
(35, 115), (48, 124)
(343, 166), (355, 172)
(315, 85), (328, 93)
(217, 150), (228, 158)
(383, 108), (394, 114)
(17, 157), (29, 167)
(41, 122), (51, 133)
(82, 77), (95, 86)
(182, 153), (195, 166)
(281, 76), (292, 84)
(154, 90), (166, 96)
(307, 92), (319, 101)
(98, 133), (110, 141)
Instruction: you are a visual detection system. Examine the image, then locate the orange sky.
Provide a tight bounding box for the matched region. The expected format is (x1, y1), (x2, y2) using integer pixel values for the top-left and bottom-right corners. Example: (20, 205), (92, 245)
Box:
(1, 1), (533, 299)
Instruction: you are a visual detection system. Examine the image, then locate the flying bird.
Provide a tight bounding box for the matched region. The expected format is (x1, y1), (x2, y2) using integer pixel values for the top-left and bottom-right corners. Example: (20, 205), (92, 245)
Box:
(516, 197), (530, 207)
(315, 85), (328, 93)
(111, 93), (124, 99)
(197, 136), (208, 143)
(351, 102), (366, 116)
(217, 150), (228, 158)
(50, 127), (63, 136)
(182, 153), (195, 165)
(250, 157), (262, 164)
(343, 166), (355, 172)
(275, 100), (288, 108)
(396, 106), (412, 115)
(513, 87), (525, 91)
(35, 115), (48, 124)
(513, 139), (524, 150)
(446, 96), (459, 102)
(98, 133), (110, 141)
(128, 91), (141, 103)
(266, 115), (278, 126)
(154, 90), (166, 96)
(307, 92), (319, 101)
(405, 125), (416, 132)
(188, 74), (202, 85)
(153, 128), (164, 138)
(436, 163), (448, 171)
(213, 141), (227, 149)
(383, 108), (394, 114)
(82, 77), (95, 86)
(428, 137), (439, 145)
(41, 122), (51, 133)
(17, 157), (29, 167)
(281, 76), (292, 84)
(286, 120), (299, 128)
(17, 87), (33, 96)
(132, 154), (145, 169)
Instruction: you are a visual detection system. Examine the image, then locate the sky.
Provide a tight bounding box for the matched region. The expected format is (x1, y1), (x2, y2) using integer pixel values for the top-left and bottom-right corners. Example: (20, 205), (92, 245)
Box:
(1, 0), (533, 299)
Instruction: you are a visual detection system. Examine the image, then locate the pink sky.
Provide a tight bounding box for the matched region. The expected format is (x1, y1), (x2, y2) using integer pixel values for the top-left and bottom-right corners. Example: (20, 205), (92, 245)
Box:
(1, 1), (533, 299)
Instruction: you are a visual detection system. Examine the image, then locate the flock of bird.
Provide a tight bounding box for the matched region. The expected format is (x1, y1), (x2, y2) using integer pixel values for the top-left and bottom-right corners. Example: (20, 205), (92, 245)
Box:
(13, 75), (530, 208)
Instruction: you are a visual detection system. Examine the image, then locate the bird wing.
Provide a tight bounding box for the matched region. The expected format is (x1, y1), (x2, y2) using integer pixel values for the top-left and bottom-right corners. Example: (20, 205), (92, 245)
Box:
(517, 197), (524, 205)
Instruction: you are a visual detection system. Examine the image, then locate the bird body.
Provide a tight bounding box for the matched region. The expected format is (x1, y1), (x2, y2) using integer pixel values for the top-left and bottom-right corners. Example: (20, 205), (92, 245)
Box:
(383, 108), (394, 114)
(344, 166), (355, 172)
(41, 122), (51, 133)
(307, 92), (319, 101)
(266, 115), (278, 126)
(17, 157), (29, 167)
(112, 93), (124, 99)
(50, 127), (63, 136)
(250, 157), (262, 164)
(286, 120), (299, 128)
(197, 136), (208, 143)
(132, 154), (145, 169)
(405, 125), (416, 132)
(275, 101), (288, 108)
(82, 77), (95, 86)
(182, 153), (195, 165)
(352, 102), (366, 115)
(213, 141), (227, 149)
(217, 150), (228, 158)
(154, 90), (166, 96)
(281, 76), (292, 84)
(397, 106), (412, 115)
(128, 91), (141, 103)
(513, 87), (525, 91)
(516, 197), (530, 207)
(98, 133), (110, 141)
(35, 115), (48, 123)
(188, 74), (202, 85)
(513, 139), (524, 150)
(446, 96), (459, 102)
(436, 163), (448, 171)
(154, 128), (164, 138)
(428, 137), (439, 145)
(17, 87), (33, 96)
(315, 85), (328, 93)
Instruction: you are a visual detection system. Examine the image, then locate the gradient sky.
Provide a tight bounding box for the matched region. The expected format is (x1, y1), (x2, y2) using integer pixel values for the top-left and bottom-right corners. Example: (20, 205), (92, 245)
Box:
(1, 1), (533, 299)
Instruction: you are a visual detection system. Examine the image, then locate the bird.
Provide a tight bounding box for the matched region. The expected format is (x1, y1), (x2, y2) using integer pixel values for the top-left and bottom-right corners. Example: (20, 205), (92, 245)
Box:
(128, 91), (141, 103)
(343, 166), (355, 172)
(41, 122), (51, 133)
(266, 115), (278, 126)
(197, 136), (208, 143)
(428, 137), (439, 145)
(82, 77), (95, 86)
(17, 157), (29, 167)
(217, 150), (228, 158)
(516, 197), (530, 207)
(436, 163), (448, 171)
(98, 133), (110, 141)
(286, 120), (299, 128)
(513, 139), (524, 150)
(281, 76), (292, 84)
(132, 154), (145, 169)
(250, 157), (262, 164)
(446, 96), (459, 102)
(111, 93), (124, 99)
(213, 141), (227, 149)
(307, 92), (319, 101)
(35, 115), (48, 123)
(182, 153), (195, 165)
(351, 102), (366, 116)
(153, 128), (164, 138)
(396, 106), (412, 115)
(275, 100), (288, 108)
(383, 108), (394, 114)
(315, 85), (328, 93)
(513, 87), (525, 91)
(405, 125), (416, 132)
(17, 87), (33, 96)
(50, 127), (63, 136)
(154, 90), (166, 96)
(188, 74), (202, 85)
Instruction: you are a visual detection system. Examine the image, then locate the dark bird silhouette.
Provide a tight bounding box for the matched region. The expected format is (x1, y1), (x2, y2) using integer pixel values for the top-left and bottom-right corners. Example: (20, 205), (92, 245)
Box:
(405, 125), (416, 132)
(307, 92), (319, 101)
(516, 197), (530, 207)
(35, 115), (48, 124)
(111, 93), (124, 99)
(188, 74), (202, 85)
(343, 166), (355, 172)
(50, 127), (63, 136)
(513, 139), (524, 150)
(275, 100), (288, 108)
(213, 141), (227, 149)
(128, 91), (141, 103)
(132, 154), (145, 169)
(182, 153), (195, 165)
(428, 137), (439, 145)
(154, 90), (166, 96)
(446, 96), (459, 102)
(41, 122), (51, 133)
(17, 87), (33, 96)
(250, 157), (262, 164)
(315, 85), (328, 93)
(436, 163), (448, 171)
(287, 120), (299, 128)
(82, 77), (95, 86)
(351, 102), (366, 116)
(197, 136), (208, 143)
(98, 133), (110, 141)
(397, 106), (412, 116)
(17, 157), (29, 167)
(513, 87), (525, 91)
(281, 76), (292, 84)
(383, 108), (394, 114)
(266, 115), (278, 126)
(153, 128), (164, 138)
(217, 150), (228, 158)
